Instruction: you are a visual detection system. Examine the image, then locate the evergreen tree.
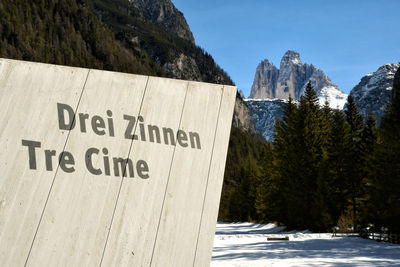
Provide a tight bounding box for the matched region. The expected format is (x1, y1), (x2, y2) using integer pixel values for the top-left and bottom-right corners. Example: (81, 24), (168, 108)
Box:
(322, 98), (332, 118)
(295, 82), (331, 231)
(272, 83), (332, 231)
(321, 98), (332, 162)
(368, 68), (400, 232)
(359, 111), (378, 227)
(255, 144), (278, 223)
(362, 111), (378, 155)
(326, 109), (351, 227)
(344, 94), (366, 230)
(272, 95), (300, 227)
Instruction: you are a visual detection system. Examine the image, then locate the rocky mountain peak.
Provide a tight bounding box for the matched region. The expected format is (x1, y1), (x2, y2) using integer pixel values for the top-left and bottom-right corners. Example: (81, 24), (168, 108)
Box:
(250, 51), (347, 109)
(280, 50), (302, 67)
(351, 63), (399, 124)
(129, 0), (195, 43)
(259, 59), (274, 68)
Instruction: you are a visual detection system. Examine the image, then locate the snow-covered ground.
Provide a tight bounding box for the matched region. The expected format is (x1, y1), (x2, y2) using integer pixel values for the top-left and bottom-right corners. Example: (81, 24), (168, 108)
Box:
(212, 222), (400, 267)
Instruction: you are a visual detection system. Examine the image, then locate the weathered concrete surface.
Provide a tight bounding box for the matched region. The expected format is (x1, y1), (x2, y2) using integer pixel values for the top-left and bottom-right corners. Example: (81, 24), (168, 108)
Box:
(193, 85), (236, 267)
(150, 81), (223, 266)
(101, 77), (189, 266)
(0, 59), (89, 267)
(26, 69), (148, 266)
(0, 58), (236, 267)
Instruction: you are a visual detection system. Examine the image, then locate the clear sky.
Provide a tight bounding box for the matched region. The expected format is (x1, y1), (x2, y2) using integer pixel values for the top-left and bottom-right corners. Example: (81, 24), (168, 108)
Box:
(172, 0), (400, 97)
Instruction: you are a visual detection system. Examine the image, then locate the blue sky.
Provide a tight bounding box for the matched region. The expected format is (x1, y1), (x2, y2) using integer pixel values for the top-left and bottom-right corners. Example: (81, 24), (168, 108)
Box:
(172, 0), (400, 96)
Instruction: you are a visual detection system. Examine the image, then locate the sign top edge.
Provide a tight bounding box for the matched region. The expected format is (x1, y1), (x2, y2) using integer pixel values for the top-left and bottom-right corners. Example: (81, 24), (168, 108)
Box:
(0, 57), (238, 90)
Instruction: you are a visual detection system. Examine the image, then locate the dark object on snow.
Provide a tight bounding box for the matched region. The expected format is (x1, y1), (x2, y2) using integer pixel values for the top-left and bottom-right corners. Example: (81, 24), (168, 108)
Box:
(267, 236), (289, 241)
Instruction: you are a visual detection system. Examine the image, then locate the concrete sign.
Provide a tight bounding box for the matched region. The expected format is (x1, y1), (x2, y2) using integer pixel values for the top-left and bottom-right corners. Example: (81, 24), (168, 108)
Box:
(0, 58), (236, 266)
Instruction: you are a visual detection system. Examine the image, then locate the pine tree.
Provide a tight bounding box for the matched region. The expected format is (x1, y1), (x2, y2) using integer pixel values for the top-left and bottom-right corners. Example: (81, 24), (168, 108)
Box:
(359, 111), (378, 227)
(344, 94), (365, 231)
(321, 98), (332, 162)
(368, 68), (400, 232)
(272, 83), (332, 231)
(255, 144), (279, 223)
(296, 82), (331, 231)
(272, 95), (300, 227)
(362, 111), (377, 155)
(326, 109), (351, 227)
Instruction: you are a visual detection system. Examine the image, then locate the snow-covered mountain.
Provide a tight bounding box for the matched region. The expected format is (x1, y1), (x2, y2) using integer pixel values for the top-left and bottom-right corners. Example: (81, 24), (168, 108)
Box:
(244, 99), (288, 141)
(250, 50), (347, 109)
(247, 51), (347, 141)
(248, 61), (399, 141)
(351, 63), (399, 124)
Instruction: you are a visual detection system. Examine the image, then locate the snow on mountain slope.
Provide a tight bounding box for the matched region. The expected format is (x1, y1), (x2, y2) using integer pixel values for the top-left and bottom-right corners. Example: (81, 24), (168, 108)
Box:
(247, 51), (348, 141)
(351, 63), (399, 124)
(318, 85), (347, 109)
(244, 99), (288, 141)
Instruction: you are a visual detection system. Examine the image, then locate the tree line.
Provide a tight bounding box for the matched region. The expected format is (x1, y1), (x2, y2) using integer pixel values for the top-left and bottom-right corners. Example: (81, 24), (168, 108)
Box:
(220, 73), (400, 233)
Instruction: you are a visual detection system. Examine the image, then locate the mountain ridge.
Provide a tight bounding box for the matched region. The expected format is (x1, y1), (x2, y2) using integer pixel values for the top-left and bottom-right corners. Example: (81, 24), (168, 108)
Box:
(250, 50), (347, 109)
(248, 61), (400, 141)
(244, 98), (289, 141)
(247, 50), (348, 140)
(351, 63), (399, 124)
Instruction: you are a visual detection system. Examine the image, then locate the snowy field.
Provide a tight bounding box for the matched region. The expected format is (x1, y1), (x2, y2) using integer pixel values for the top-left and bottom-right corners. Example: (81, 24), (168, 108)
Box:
(211, 222), (400, 267)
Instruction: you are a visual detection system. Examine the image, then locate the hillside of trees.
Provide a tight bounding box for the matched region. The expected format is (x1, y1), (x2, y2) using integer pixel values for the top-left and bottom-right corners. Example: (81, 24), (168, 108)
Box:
(218, 127), (267, 221)
(0, 0), (233, 84)
(226, 77), (400, 233)
(0, 0), (162, 75)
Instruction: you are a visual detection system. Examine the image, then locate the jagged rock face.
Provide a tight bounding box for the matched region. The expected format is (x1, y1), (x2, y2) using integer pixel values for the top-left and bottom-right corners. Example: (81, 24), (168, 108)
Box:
(162, 53), (201, 80)
(250, 50), (347, 109)
(351, 64), (399, 124)
(250, 60), (279, 99)
(232, 95), (258, 135)
(129, 0), (195, 43)
(245, 99), (288, 141)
